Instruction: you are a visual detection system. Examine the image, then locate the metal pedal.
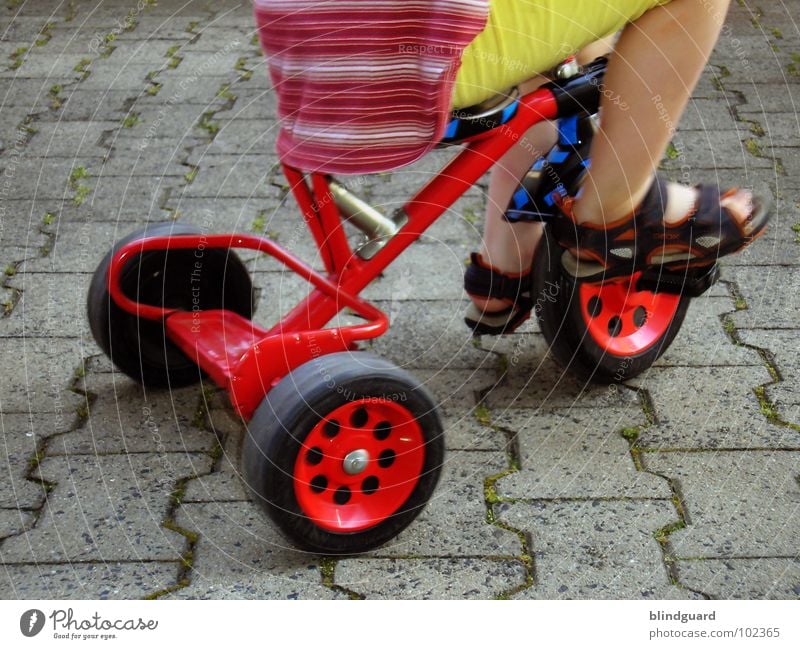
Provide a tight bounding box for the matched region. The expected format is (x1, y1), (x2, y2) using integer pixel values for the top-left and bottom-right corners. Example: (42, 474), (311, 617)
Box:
(636, 263), (720, 298)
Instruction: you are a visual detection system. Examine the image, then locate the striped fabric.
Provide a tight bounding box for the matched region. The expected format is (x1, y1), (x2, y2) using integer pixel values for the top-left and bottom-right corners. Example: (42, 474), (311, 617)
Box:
(254, 0), (490, 174)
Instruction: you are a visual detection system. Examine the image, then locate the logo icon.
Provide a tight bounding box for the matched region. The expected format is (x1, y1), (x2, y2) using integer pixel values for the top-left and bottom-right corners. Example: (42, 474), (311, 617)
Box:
(20, 609), (45, 637)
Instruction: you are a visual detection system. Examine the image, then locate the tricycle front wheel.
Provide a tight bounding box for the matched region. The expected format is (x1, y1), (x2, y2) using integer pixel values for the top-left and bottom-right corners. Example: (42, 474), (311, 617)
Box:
(531, 225), (690, 383)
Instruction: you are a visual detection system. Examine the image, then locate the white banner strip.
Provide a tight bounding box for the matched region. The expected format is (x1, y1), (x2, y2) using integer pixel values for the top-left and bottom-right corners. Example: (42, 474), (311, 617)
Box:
(1, 599), (797, 648)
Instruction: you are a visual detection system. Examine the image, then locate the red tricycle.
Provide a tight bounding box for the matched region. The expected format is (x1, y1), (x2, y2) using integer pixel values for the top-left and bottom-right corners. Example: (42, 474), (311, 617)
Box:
(87, 58), (717, 554)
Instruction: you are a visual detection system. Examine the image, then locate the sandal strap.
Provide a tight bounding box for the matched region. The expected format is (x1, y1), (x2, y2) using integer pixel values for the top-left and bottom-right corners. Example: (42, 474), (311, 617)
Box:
(551, 176), (668, 255)
(646, 184), (743, 256)
(464, 252), (532, 304)
(681, 184), (739, 246)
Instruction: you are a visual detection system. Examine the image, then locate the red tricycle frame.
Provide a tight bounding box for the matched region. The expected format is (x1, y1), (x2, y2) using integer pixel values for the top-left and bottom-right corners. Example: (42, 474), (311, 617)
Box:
(106, 87), (561, 420)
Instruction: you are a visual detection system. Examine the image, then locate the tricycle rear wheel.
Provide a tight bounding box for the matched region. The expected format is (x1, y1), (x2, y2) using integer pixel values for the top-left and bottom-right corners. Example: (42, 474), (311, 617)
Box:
(87, 223), (254, 388)
(242, 352), (444, 554)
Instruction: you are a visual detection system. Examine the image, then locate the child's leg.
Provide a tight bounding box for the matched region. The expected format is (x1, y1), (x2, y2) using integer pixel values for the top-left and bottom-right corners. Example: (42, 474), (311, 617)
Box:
(473, 42), (614, 315)
(571, 0), (751, 229)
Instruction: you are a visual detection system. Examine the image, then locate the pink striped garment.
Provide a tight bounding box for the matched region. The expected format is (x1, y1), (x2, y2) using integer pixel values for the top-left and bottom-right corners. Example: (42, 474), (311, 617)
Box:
(254, 0), (490, 174)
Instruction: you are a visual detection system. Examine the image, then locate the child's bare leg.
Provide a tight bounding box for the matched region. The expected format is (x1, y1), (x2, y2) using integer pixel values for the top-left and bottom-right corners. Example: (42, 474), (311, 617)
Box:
(473, 40), (614, 314)
(471, 76), (555, 313)
(572, 0), (751, 228)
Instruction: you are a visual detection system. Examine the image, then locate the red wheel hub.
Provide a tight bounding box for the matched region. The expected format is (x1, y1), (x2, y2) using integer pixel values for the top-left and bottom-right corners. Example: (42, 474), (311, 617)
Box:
(579, 272), (681, 356)
(293, 398), (426, 533)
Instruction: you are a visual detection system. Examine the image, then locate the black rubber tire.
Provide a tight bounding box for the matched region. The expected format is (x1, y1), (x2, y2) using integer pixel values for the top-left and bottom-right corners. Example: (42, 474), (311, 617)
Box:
(531, 225), (691, 383)
(242, 352), (444, 555)
(87, 223), (254, 388)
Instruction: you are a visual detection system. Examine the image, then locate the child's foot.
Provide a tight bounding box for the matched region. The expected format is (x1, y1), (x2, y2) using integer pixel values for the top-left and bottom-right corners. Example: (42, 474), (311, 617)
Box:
(463, 252), (536, 335)
(554, 177), (771, 280)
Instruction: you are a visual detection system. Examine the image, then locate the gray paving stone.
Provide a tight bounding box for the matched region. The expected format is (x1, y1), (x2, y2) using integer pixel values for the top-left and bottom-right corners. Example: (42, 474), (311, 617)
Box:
(739, 112), (800, 147)
(171, 501), (335, 599)
(0, 452), (211, 563)
(137, 73), (234, 105)
(414, 369), (503, 418)
(369, 299), (496, 371)
(660, 130), (774, 172)
(497, 499), (694, 599)
(768, 142), (800, 180)
(180, 155), (280, 199)
(629, 365), (798, 448)
(52, 381), (215, 456)
(180, 33), (253, 55)
(738, 84), (799, 113)
(0, 18), (50, 42)
(644, 451), (800, 559)
(335, 557), (527, 599)
(728, 266), (800, 330)
(67, 176), (172, 220)
(369, 452), (520, 557)
(738, 329), (800, 411)
(215, 89), (276, 121)
(677, 71), (727, 102)
(483, 354), (642, 413)
(676, 99), (740, 132)
(363, 242), (471, 302)
(0, 561), (180, 599)
(0, 412), (71, 509)
(36, 90), (133, 123)
(442, 413), (507, 452)
(1, 158), (103, 200)
(713, 33), (788, 64)
(178, 52), (244, 77)
(186, 120), (278, 158)
(20, 220), (149, 273)
(723, 225), (800, 267)
(182, 466), (247, 503)
(717, 64), (797, 85)
(0, 337), (85, 414)
(675, 558), (800, 599)
(654, 297), (762, 367)
(114, 107), (214, 142)
(495, 408), (669, 500)
(2, 273), (91, 337)
(183, 418), (248, 503)
(105, 28), (200, 45)
(7, 52), (95, 78)
(163, 577), (347, 599)
(0, 509), (35, 539)
(250, 271), (324, 332)
(20, 119), (115, 159)
(98, 146), (190, 177)
(78, 64), (160, 90)
(0, 206), (50, 251)
(725, 4), (795, 29)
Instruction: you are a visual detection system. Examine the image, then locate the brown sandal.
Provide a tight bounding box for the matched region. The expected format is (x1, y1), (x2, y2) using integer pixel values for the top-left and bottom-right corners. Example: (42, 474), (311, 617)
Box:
(551, 176), (772, 282)
(463, 252), (533, 335)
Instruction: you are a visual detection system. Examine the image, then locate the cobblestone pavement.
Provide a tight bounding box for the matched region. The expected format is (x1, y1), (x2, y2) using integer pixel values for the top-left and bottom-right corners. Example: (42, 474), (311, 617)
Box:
(1, 0), (798, 600)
